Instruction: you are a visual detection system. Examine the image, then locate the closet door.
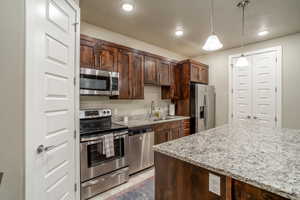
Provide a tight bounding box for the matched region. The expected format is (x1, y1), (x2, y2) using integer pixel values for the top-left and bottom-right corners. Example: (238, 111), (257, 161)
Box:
(252, 52), (277, 127)
(232, 56), (252, 122)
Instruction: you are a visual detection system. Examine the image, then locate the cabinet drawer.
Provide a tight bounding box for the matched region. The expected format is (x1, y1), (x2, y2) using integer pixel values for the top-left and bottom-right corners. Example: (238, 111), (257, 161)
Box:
(155, 121), (181, 131)
(81, 167), (129, 200)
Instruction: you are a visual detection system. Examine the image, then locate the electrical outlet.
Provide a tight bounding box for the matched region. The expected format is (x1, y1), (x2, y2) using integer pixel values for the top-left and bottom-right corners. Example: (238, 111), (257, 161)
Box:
(209, 173), (220, 196)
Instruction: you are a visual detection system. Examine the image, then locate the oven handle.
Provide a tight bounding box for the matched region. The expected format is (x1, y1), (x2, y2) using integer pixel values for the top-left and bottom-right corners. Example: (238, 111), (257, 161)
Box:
(85, 140), (103, 146)
(109, 72), (113, 95)
(81, 132), (128, 143)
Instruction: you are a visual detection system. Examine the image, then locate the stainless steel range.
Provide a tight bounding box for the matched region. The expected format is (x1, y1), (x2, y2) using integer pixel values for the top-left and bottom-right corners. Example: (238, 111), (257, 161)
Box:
(80, 109), (129, 200)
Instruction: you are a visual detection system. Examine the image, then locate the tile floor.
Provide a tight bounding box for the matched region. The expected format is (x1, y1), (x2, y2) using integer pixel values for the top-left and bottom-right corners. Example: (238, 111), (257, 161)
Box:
(91, 168), (155, 200)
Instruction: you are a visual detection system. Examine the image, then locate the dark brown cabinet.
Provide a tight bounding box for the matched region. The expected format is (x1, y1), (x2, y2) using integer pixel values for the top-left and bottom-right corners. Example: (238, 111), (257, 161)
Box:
(144, 56), (172, 86)
(190, 63), (208, 84)
(158, 60), (172, 86)
(154, 120), (184, 145)
(80, 35), (210, 102)
(80, 35), (97, 68)
(183, 119), (190, 136)
(144, 56), (158, 84)
(114, 50), (144, 99)
(117, 50), (131, 99)
(95, 44), (118, 72)
(174, 59), (209, 116)
(130, 53), (144, 99)
(232, 180), (288, 200)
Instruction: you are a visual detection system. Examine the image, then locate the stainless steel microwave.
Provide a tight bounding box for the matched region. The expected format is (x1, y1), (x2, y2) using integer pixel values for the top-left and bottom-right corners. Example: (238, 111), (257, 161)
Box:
(80, 68), (119, 96)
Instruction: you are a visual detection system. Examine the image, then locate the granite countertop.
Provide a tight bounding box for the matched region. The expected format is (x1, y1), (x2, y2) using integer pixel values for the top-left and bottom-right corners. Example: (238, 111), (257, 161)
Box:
(153, 122), (300, 200)
(114, 115), (190, 128)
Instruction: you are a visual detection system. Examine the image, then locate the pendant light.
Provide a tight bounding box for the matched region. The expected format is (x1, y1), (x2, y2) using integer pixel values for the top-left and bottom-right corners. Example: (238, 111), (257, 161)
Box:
(236, 0), (250, 67)
(202, 0), (223, 51)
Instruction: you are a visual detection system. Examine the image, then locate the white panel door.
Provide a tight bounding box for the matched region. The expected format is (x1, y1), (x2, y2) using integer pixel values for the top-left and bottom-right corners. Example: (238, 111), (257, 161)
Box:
(232, 56), (252, 122)
(26, 0), (77, 199)
(252, 52), (277, 127)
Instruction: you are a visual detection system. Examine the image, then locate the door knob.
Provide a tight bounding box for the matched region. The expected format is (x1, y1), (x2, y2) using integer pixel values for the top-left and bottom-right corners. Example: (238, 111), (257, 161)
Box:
(253, 116), (257, 119)
(36, 144), (56, 154)
(247, 115), (251, 119)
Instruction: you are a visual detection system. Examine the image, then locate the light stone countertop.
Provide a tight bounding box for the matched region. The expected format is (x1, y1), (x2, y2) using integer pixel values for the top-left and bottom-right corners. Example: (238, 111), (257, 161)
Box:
(114, 116), (190, 128)
(153, 122), (300, 200)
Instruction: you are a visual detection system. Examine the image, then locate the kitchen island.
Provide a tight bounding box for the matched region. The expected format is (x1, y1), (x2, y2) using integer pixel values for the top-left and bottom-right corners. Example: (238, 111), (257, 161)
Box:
(153, 122), (300, 200)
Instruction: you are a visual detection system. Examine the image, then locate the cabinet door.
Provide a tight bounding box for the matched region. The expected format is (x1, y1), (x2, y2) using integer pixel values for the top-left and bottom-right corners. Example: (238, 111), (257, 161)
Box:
(199, 66), (209, 84)
(144, 56), (158, 84)
(95, 44), (118, 71)
(158, 61), (171, 86)
(80, 36), (97, 68)
(162, 63), (176, 99)
(168, 127), (181, 141)
(155, 130), (169, 145)
(130, 53), (144, 99)
(116, 50), (131, 99)
(191, 64), (200, 82)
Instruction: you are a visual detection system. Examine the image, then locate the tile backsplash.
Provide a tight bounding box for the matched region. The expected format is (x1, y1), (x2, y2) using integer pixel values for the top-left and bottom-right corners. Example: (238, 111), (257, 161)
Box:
(80, 86), (171, 118)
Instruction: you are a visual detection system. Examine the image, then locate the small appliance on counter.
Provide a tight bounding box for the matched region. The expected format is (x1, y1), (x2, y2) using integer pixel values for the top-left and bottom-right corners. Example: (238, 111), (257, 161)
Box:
(168, 103), (175, 116)
(80, 109), (129, 200)
(80, 68), (119, 96)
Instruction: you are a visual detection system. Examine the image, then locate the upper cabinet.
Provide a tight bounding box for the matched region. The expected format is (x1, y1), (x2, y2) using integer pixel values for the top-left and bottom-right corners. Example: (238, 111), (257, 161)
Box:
(144, 56), (158, 85)
(80, 35), (97, 68)
(80, 35), (118, 71)
(130, 53), (144, 99)
(95, 44), (118, 72)
(144, 56), (172, 86)
(116, 49), (131, 99)
(80, 35), (209, 101)
(158, 60), (172, 86)
(114, 50), (144, 99)
(190, 64), (208, 84)
(177, 59), (209, 85)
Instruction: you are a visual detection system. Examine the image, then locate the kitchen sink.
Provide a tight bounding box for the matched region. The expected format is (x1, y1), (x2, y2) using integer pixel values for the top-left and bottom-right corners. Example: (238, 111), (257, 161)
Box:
(150, 116), (178, 121)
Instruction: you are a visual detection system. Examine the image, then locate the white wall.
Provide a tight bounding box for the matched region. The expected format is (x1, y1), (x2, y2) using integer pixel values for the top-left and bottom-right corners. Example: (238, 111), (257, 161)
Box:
(0, 0), (25, 200)
(194, 33), (300, 129)
(80, 22), (186, 116)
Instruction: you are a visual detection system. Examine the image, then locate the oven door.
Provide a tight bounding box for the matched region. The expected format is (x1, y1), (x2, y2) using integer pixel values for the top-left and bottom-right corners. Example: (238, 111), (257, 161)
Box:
(80, 131), (129, 182)
(80, 68), (111, 96)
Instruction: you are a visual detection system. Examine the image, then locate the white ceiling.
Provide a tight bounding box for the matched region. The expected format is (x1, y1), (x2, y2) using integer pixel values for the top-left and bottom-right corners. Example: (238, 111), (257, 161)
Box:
(80, 0), (300, 57)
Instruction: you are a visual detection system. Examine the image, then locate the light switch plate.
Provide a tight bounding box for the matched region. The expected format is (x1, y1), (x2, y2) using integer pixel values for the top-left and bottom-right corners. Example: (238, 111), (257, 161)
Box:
(209, 173), (221, 196)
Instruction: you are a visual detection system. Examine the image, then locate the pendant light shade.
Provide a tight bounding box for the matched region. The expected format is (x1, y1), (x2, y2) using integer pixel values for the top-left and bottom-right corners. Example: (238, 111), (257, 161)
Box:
(202, 0), (223, 51)
(236, 54), (249, 67)
(236, 0), (250, 67)
(202, 34), (223, 51)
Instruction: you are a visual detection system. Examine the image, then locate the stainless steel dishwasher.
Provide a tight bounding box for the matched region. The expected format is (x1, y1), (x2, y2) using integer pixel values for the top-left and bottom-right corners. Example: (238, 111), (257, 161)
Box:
(128, 126), (154, 175)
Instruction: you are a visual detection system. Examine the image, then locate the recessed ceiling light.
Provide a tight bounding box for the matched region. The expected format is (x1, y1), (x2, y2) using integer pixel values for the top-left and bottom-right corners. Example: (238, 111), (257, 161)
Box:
(258, 30), (269, 36)
(175, 28), (184, 37)
(122, 3), (134, 12)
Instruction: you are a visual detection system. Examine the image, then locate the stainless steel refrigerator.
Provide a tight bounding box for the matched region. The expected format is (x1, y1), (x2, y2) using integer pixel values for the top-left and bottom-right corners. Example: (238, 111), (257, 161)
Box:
(190, 84), (215, 133)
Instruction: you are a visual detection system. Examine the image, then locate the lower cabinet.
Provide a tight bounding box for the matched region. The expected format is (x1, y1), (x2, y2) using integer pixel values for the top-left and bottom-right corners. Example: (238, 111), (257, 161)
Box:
(154, 120), (184, 145)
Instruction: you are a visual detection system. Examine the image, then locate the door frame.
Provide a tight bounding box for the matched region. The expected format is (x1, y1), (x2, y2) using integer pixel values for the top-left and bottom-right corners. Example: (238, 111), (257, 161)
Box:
(228, 46), (282, 128)
(25, 0), (81, 199)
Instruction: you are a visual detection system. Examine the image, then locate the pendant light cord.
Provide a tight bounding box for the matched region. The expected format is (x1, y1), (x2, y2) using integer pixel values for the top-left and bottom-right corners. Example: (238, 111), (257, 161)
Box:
(210, 0), (214, 34)
(242, 3), (245, 50)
